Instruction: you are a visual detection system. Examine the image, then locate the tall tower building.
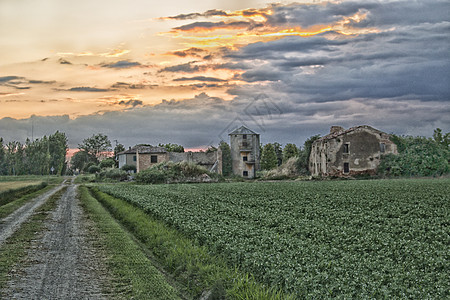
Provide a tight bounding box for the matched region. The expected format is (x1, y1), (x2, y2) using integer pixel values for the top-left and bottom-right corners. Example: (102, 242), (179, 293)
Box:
(229, 126), (260, 178)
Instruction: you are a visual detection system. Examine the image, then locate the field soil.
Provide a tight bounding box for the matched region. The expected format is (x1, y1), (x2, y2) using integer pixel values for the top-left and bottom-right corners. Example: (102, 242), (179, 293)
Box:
(2, 179), (108, 299)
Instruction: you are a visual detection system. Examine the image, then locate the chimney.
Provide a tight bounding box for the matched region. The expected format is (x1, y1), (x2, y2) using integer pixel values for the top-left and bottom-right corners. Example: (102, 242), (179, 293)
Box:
(330, 126), (344, 134)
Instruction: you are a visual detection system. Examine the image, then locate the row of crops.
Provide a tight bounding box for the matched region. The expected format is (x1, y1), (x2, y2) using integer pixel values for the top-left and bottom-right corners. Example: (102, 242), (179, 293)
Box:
(98, 179), (449, 298)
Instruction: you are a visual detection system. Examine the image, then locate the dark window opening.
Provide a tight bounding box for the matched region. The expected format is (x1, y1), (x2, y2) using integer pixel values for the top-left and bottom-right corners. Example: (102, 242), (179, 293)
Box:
(380, 143), (386, 153)
(242, 141), (248, 147)
(344, 162), (350, 173)
(243, 156), (248, 161)
(151, 155), (158, 163)
(343, 143), (350, 154)
(243, 134), (247, 139)
(243, 171), (248, 177)
(133, 155), (137, 162)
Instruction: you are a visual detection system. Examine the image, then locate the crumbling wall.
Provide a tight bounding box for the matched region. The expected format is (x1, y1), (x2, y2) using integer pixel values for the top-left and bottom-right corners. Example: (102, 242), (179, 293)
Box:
(168, 151), (222, 173)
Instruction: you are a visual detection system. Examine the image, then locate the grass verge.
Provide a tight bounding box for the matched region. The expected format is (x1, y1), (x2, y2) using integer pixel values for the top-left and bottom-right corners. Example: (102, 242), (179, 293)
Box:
(78, 185), (181, 300)
(88, 186), (292, 300)
(0, 186), (67, 291)
(0, 182), (48, 207)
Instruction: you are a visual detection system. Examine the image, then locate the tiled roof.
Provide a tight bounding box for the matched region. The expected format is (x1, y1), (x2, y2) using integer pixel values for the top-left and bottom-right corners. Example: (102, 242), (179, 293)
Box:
(228, 125), (258, 135)
(317, 125), (386, 141)
(118, 146), (167, 155)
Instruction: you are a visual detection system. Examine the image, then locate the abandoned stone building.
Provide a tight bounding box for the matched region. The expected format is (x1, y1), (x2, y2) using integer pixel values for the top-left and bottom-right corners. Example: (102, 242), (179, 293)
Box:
(229, 126), (261, 179)
(117, 145), (222, 174)
(309, 125), (397, 177)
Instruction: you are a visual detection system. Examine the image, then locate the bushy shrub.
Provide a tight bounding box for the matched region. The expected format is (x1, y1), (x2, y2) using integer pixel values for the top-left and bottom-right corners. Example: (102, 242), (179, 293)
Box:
(121, 164), (136, 173)
(97, 168), (128, 181)
(136, 161), (220, 184)
(99, 158), (115, 169)
(261, 157), (299, 180)
(87, 165), (101, 174)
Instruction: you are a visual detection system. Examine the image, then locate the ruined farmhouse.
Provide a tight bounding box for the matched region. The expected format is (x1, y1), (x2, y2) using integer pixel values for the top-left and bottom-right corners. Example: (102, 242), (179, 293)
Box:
(118, 145), (222, 174)
(309, 125), (397, 177)
(229, 126), (261, 179)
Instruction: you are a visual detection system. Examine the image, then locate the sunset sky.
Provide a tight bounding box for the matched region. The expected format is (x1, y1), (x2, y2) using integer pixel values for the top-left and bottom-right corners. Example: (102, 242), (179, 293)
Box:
(0, 0), (449, 149)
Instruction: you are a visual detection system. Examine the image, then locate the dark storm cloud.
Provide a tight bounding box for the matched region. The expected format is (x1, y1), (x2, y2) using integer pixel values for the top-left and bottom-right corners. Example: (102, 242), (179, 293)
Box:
(160, 62), (202, 73)
(100, 60), (142, 69)
(173, 76), (227, 82)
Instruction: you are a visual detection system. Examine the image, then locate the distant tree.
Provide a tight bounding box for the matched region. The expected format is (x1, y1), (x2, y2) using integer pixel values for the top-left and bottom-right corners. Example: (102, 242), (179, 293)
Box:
(273, 142), (283, 166)
(49, 131), (68, 175)
(219, 141), (232, 176)
(99, 158), (115, 169)
(297, 134), (321, 174)
(433, 128), (449, 148)
(158, 143), (184, 152)
(113, 143), (125, 167)
(87, 165), (101, 174)
(78, 133), (112, 163)
(379, 132), (449, 177)
(261, 143), (278, 170)
(283, 143), (299, 162)
(70, 151), (91, 172)
(121, 164), (136, 173)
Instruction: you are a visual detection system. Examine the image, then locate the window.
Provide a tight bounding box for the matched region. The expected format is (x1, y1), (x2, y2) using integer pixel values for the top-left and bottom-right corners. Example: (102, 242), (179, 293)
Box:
(243, 156), (248, 161)
(380, 143), (386, 153)
(133, 155), (137, 162)
(151, 155), (157, 163)
(243, 171), (248, 177)
(243, 134), (247, 139)
(344, 163), (350, 173)
(343, 143), (350, 154)
(242, 141), (248, 147)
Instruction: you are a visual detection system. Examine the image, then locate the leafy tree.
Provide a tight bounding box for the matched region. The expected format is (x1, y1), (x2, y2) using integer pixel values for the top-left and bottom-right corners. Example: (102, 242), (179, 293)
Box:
(70, 150), (91, 172)
(283, 143), (299, 162)
(158, 143), (184, 152)
(433, 128), (449, 148)
(121, 164), (137, 173)
(100, 158), (115, 169)
(379, 132), (449, 177)
(206, 146), (217, 153)
(113, 143), (126, 167)
(297, 134), (321, 174)
(49, 131), (68, 175)
(273, 142), (283, 166)
(88, 165), (101, 174)
(219, 141), (232, 176)
(261, 143), (278, 170)
(78, 133), (112, 163)
(0, 138), (5, 175)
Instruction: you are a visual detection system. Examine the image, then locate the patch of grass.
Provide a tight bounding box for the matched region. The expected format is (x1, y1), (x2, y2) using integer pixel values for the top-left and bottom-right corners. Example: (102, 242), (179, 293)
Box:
(78, 186), (181, 300)
(0, 181), (43, 193)
(89, 187), (292, 300)
(0, 187), (67, 291)
(0, 182), (48, 206)
(0, 183), (60, 219)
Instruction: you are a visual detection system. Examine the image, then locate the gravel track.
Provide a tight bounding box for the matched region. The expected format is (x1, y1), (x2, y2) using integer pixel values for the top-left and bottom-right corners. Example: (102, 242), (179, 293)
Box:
(3, 180), (108, 299)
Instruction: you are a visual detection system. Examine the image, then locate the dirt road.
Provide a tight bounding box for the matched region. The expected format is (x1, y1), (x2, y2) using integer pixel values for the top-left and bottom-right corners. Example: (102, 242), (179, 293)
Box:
(2, 180), (108, 299)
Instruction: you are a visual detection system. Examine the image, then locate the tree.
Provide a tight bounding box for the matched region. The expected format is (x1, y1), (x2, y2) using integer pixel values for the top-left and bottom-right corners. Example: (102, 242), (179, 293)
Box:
(70, 150), (91, 172)
(158, 143), (184, 152)
(297, 134), (321, 174)
(0, 138), (5, 175)
(113, 143), (125, 167)
(49, 131), (68, 175)
(219, 141), (232, 176)
(433, 128), (449, 148)
(78, 133), (112, 163)
(100, 158), (115, 169)
(273, 142), (283, 166)
(283, 143), (299, 162)
(261, 143), (278, 170)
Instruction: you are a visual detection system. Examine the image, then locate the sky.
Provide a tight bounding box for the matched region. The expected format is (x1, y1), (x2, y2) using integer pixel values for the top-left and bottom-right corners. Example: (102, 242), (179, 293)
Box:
(0, 0), (449, 150)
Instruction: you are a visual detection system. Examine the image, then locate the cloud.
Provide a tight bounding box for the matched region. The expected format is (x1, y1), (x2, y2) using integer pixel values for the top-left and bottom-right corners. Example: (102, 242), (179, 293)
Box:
(100, 60), (142, 69)
(0, 76), (24, 83)
(111, 82), (157, 89)
(173, 76), (226, 82)
(173, 21), (254, 32)
(117, 99), (143, 107)
(66, 87), (112, 92)
(168, 47), (207, 58)
(0, 76), (55, 90)
(58, 58), (72, 65)
(159, 62), (202, 73)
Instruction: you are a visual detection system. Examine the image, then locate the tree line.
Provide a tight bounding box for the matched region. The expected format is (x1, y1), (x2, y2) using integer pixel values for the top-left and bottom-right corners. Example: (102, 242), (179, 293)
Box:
(0, 131), (68, 176)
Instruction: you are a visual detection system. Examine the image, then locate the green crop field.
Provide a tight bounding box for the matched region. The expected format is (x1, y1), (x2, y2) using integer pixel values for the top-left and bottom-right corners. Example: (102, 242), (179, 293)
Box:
(98, 179), (449, 298)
